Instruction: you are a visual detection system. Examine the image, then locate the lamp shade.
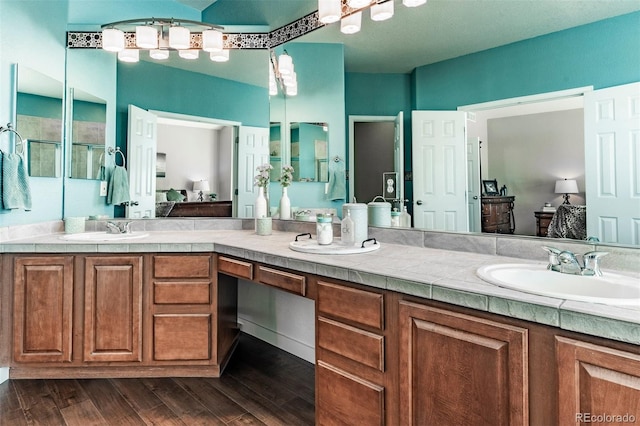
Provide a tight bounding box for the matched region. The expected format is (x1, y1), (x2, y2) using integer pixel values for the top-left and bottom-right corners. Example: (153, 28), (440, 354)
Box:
(348, 0), (371, 8)
(169, 26), (191, 50)
(102, 28), (125, 52)
(150, 49), (169, 60)
(371, 1), (394, 21)
(118, 49), (139, 63)
(278, 53), (293, 75)
(178, 49), (199, 59)
(202, 29), (223, 52)
(210, 49), (230, 62)
(403, 0), (427, 6)
(135, 25), (158, 49)
(193, 180), (210, 192)
(341, 11), (362, 34)
(318, 0), (341, 24)
(555, 179), (579, 194)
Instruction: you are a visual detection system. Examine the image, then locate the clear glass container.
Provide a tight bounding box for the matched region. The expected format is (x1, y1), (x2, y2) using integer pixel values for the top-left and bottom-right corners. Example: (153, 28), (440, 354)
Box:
(341, 210), (355, 246)
(316, 214), (334, 245)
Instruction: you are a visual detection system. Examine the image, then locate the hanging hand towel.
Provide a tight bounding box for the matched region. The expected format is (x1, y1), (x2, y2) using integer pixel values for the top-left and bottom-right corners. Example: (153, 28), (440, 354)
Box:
(325, 160), (346, 201)
(107, 165), (130, 205)
(2, 152), (32, 210)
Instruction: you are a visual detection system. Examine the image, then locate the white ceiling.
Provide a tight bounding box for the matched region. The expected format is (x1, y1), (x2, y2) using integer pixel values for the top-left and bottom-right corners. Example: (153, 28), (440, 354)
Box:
(158, 0), (640, 87)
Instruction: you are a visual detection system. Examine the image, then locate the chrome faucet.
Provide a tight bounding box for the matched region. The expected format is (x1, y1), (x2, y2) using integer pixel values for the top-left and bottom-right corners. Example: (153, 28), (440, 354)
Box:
(106, 221), (132, 234)
(542, 246), (608, 276)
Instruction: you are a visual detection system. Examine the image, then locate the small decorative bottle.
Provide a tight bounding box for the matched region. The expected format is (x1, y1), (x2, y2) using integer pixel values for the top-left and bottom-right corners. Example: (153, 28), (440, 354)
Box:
(341, 210), (355, 246)
(400, 205), (412, 228)
(316, 214), (334, 245)
(255, 186), (267, 219)
(279, 186), (291, 219)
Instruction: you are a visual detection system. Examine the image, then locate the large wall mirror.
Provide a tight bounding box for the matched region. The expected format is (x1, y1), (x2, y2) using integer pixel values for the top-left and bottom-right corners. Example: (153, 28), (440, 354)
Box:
(16, 66), (63, 178)
(69, 89), (107, 180)
(290, 122), (329, 183)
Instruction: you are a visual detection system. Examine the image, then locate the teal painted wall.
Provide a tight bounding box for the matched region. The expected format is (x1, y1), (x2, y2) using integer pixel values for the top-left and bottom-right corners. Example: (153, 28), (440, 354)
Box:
(17, 94), (64, 119)
(268, 43), (345, 214)
(413, 11), (640, 110)
(116, 60), (268, 143)
(0, 0), (67, 226)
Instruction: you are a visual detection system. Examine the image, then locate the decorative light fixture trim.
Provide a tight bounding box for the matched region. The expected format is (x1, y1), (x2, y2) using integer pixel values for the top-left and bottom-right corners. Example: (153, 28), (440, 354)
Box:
(66, 0), (405, 51)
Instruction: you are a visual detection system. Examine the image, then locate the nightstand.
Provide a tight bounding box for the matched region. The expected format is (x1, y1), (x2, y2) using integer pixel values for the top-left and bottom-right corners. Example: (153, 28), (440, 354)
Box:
(534, 211), (555, 237)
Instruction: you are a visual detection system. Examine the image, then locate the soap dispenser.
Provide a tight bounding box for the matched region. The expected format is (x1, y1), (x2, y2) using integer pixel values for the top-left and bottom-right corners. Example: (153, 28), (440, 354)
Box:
(341, 210), (355, 246)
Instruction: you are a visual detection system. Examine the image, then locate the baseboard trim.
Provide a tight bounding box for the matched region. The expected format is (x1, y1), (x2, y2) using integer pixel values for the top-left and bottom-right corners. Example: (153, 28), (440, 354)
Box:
(238, 317), (315, 364)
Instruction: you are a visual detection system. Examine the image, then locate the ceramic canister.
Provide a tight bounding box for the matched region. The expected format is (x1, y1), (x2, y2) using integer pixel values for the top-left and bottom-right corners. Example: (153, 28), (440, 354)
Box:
(367, 201), (392, 227)
(342, 203), (368, 244)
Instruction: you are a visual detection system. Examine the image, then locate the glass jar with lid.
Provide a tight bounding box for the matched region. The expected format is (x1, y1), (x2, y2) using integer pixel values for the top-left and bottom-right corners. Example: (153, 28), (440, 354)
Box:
(316, 214), (334, 245)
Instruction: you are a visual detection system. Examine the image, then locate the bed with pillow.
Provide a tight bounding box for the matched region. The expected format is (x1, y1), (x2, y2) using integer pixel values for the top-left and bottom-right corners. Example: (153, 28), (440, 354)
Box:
(155, 189), (232, 217)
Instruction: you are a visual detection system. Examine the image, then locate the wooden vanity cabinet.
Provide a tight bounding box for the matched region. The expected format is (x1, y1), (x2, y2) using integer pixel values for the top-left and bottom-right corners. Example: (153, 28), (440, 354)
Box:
(149, 254), (238, 369)
(556, 336), (640, 423)
(398, 300), (529, 426)
(13, 256), (74, 363)
(6, 253), (238, 378)
(315, 280), (388, 426)
(83, 256), (143, 363)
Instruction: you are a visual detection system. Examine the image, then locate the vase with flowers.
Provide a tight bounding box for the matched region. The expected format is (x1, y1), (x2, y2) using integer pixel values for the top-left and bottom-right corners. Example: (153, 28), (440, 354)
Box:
(279, 165), (294, 219)
(254, 163), (272, 219)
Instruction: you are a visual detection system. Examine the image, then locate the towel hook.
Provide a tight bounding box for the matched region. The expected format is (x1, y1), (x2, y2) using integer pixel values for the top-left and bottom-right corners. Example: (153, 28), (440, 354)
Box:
(0, 123), (25, 155)
(108, 146), (126, 168)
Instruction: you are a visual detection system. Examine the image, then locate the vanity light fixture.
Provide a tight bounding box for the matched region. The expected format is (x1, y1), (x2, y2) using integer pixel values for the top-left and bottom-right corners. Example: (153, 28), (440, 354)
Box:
(319, 0), (426, 35)
(270, 50), (298, 97)
(555, 178), (579, 204)
(101, 18), (226, 64)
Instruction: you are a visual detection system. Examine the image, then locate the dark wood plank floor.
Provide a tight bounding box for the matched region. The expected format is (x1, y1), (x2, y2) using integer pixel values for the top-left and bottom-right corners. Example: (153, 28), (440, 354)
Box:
(0, 334), (315, 426)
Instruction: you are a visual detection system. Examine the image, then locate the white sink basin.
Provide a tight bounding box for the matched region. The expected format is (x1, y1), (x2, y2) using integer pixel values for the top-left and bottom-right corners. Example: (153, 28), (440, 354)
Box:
(60, 232), (149, 241)
(477, 263), (640, 306)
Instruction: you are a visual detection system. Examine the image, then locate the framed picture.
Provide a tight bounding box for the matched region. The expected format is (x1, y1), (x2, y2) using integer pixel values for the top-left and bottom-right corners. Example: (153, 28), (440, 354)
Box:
(482, 179), (499, 196)
(156, 152), (166, 178)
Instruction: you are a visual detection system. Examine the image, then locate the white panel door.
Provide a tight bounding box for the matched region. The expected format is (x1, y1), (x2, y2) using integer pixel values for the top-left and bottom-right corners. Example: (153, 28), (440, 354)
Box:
(236, 126), (270, 218)
(394, 111), (405, 202)
(584, 82), (640, 244)
(127, 105), (157, 219)
(467, 136), (481, 232)
(412, 111), (468, 231)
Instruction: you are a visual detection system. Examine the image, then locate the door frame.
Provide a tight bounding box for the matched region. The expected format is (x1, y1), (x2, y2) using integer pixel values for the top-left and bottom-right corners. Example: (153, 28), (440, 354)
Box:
(457, 86), (593, 233)
(348, 115), (401, 203)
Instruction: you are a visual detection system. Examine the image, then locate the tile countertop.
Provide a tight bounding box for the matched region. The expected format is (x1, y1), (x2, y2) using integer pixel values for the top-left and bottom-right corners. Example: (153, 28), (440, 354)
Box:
(1, 228), (639, 345)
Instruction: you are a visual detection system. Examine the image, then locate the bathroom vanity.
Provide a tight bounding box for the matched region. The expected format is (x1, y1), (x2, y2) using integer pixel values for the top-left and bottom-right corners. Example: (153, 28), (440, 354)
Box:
(1, 221), (638, 425)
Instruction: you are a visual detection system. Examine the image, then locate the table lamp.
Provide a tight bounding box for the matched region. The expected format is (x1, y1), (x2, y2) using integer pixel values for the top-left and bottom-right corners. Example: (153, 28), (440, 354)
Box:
(193, 180), (210, 202)
(555, 179), (578, 204)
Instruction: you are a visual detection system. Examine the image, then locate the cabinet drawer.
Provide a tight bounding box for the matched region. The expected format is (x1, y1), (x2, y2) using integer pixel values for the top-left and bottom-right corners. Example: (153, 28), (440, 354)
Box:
(317, 361), (384, 426)
(153, 281), (211, 304)
(257, 265), (306, 296)
(153, 314), (211, 361)
(153, 255), (211, 279)
(318, 317), (384, 372)
(317, 281), (384, 331)
(218, 256), (253, 280)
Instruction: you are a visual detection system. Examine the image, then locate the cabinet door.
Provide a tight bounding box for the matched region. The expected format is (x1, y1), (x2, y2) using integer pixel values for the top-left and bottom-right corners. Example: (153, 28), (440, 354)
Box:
(13, 256), (74, 363)
(84, 256), (143, 362)
(399, 301), (528, 426)
(556, 336), (640, 424)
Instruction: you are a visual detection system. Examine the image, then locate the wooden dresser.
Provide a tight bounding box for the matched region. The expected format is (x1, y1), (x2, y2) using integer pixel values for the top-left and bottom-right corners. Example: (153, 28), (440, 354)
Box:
(534, 211), (555, 237)
(481, 196), (515, 234)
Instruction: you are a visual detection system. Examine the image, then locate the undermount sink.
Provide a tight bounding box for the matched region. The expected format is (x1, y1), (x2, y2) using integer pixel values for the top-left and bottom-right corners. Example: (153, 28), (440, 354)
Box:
(477, 263), (640, 306)
(60, 231), (149, 241)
